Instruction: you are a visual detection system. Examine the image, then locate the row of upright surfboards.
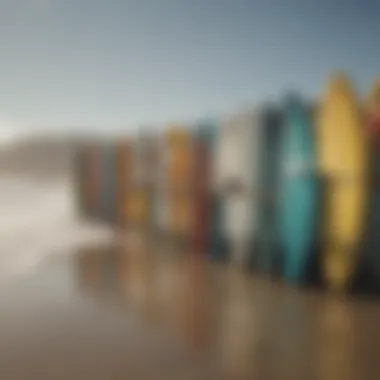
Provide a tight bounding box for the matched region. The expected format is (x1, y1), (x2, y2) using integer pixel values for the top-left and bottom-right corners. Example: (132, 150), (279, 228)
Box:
(73, 73), (380, 293)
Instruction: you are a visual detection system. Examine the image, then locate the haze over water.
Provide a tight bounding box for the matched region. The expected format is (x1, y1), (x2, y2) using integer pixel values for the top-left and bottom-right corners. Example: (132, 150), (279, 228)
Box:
(0, 0), (379, 142)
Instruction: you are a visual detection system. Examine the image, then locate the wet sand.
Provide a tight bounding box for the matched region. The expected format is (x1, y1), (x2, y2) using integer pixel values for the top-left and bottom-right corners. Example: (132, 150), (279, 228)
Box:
(0, 136), (115, 283)
(0, 137), (379, 379)
(1, 239), (380, 380)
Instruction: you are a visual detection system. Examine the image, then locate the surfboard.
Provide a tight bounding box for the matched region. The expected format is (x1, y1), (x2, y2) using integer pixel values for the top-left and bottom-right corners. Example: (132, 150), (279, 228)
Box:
(279, 95), (319, 284)
(153, 132), (169, 238)
(199, 121), (227, 260)
(364, 79), (380, 285)
(208, 194), (226, 261)
(167, 126), (193, 189)
(85, 141), (101, 220)
(316, 73), (368, 292)
(116, 139), (132, 227)
(72, 142), (87, 218)
(134, 129), (157, 187)
(123, 136), (150, 231)
(125, 186), (150, 231)
(166, 126), (194, 242)
(134, 129), (159, 232)
(215, 110), (261, 266)
(99, 141), (118, 223)
(190, 122), (214, 254)
(255, 106), (282, 273)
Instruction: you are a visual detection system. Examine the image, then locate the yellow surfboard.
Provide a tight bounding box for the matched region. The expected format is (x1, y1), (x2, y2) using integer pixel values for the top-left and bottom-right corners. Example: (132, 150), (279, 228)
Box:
(124, 187), (150, 229)
(166, 125), (193, 237)
(117, 137), (150, 229)
(316, 73), (368, 292)
(166, 126), (193, 189)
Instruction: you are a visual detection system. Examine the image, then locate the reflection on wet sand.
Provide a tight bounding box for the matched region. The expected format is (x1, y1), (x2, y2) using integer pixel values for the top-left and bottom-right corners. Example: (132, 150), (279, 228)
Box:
(12, 239), (378, 379)
(219, 267), (258, 378)
(270, 289), (315, 378)
(317, 297), (356, 380)
(76, 246), (106, 294)
(175, 253), (209, 355)
(117, 236), (158, 324)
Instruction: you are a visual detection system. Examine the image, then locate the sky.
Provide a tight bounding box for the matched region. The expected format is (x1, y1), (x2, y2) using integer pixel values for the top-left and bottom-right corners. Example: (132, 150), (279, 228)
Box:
(0, 0), (379, 138)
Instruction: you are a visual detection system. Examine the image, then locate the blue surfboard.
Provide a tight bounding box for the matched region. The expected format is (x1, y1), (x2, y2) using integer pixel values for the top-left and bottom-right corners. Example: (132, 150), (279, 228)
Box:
(255, 106), (283, 274)
(99, 142), (118, 224)
(279, 95), (319, 284)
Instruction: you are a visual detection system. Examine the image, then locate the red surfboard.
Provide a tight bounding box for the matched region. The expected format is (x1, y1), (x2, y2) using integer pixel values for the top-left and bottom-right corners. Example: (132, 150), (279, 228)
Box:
(190, 137), (212, 254)
(85, 142), (101, 219)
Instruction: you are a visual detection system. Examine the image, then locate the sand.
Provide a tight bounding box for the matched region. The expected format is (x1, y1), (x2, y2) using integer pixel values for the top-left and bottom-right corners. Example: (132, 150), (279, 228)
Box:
(0, 136), (113, 284)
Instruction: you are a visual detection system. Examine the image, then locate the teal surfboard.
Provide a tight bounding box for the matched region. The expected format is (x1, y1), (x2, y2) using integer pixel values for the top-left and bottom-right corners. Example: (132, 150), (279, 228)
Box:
(196, 121), (226, 260)
(255, 106), (283, 273)
(279, 95), (319, 283)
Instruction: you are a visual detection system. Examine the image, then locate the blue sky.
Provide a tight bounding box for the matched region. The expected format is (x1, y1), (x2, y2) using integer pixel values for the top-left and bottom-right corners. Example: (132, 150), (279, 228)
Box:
(0, 0), (379, 135)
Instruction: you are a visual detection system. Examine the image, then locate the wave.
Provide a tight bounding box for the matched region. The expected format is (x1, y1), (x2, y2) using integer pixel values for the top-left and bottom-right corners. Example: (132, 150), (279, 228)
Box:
(0, 177), (113, 284)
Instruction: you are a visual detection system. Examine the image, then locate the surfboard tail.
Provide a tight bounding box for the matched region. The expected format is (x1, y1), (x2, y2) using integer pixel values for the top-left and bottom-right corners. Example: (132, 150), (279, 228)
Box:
(284, 248), (306, 284)
(322, 246), (356, 292)
(320, 176), (367, 292)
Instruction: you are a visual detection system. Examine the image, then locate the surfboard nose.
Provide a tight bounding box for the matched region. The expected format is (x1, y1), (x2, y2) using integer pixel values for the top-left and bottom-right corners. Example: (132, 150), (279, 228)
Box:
(369, 78), (380, 103)
(326, 72), (356, 99)
(283, 92), (302, 109)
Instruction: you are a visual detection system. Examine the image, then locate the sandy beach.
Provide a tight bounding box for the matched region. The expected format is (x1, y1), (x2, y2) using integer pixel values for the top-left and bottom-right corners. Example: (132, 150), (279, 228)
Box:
(0, 136), (113, 284)
(1, 136), (380, 380)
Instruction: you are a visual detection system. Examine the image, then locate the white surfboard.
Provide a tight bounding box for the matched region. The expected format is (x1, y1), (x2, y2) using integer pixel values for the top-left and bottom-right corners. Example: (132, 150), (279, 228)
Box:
(214, 109), (262, 265)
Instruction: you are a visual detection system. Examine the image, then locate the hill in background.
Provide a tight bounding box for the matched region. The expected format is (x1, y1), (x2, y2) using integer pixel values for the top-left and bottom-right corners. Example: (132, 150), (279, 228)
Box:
(0, 135), (79, 179)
